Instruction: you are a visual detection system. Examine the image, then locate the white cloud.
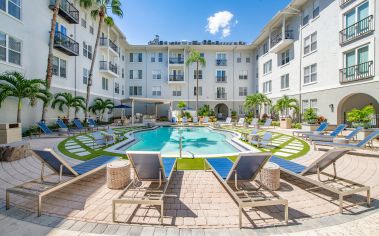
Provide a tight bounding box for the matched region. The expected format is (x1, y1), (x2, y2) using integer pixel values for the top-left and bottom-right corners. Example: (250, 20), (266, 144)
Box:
(206, 11), (236, 38)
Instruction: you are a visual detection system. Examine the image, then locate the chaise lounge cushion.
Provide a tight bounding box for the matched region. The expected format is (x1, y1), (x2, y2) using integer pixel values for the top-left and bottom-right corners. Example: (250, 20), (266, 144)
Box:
(270, 156), (306, 174)
(72, 155), (119, 175)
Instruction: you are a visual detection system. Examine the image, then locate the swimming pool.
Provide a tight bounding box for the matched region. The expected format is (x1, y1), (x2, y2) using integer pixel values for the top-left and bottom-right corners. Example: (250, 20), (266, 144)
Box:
(120, 126), (241, 157)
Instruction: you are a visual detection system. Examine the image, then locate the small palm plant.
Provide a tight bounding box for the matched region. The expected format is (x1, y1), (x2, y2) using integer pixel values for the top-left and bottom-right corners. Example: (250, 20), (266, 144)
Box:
(185, 49), (206, 115)
(89, 98), (114, 121)
(177, 101), (187, 118)
(347, 105), (375, 129)
(244, 93), (271, 118)
(78, 0), (123, 121)
(51, 92), (86, 119)
(273, 95), (299, 118)
(0, 72), (50, 123)
(303, 108), (318, 124)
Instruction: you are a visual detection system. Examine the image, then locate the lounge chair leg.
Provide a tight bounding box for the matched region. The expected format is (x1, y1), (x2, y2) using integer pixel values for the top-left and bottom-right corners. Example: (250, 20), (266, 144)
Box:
(285, 203), (288, 224)
(5, 191), (9, 210)
(239, 206), (242, 228)
(367, 189), (371, 207)
(160, 203), (164, 224)
(38, 196), (42, 217)
(339, 195), (343, 213)
(112, 201), (116, 222)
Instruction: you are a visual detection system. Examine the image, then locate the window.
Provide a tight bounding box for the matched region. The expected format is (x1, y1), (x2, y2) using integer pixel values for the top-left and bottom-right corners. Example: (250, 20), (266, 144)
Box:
(52, 57), (66, 78)
(310, 99), (318, 113)
(152, 86), (161, 96)
(281, 74), (289, 90)
(303, 14), (309, 25)
(172, 87), (181, 97)
(0, 32), (22, 65)
(129, 53), (134, 62)
(239, 70), (248, 80)
(151, 52), (156, 62)
(158, 52), (163, 62)
(344, 2), (370, 41)
(281, 49), (290, 65)
(52, 57), (59, 76)
(83, 68), (88, 84)
(194, 86), (202, 96)
(263, 41), (269, 54)
(138, 53), (143, 62)
(194, 70), (202, 79)
(236, 53), (241, 63)
(83, 42), (92, 59)
(122, 55), (124, 61)
(102, 77), (108, 90)
(216, 87), (226, 99)
(152, 70), (161, 80)
(239, 87), (248, 96)
(129, 86), (142, 96)
(138, 70), (143, 79)
(238, 105), (244, 115)
(246, 57), (251, 63)
(121, 85), (124, 95)
(263, 80), (272, 94)
(129, 70), (143, 79)
(302, 100), (309, 113)
(0, 0), (21, 20)
(129, 53), (143, 62)
(304, 32), (317, 55)
(115, 82), (119, 94)
(313, 0), (319, 18)
(81, 16), (87, 28)
(122, 68), (124, 78)
(263, 60), (272, 74)
(89, 26), (94, 35)
(304, 63), (317, 84)
(216, 70), (226, 82)
(200, 53), (205, 58)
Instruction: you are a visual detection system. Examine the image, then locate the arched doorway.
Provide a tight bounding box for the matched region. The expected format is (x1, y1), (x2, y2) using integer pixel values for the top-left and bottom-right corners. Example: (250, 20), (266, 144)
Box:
(337, 93), (379, 127)
(215, 103), (229, 120)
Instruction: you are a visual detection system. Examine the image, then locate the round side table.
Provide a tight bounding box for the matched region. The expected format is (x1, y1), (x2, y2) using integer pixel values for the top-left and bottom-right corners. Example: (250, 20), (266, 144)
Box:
(260, 162), (280, 191)
(107, 160), (130, 189)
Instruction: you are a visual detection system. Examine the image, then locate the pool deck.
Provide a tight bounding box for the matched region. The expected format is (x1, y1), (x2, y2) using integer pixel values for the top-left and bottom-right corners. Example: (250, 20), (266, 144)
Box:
(0, 128), (379, 235)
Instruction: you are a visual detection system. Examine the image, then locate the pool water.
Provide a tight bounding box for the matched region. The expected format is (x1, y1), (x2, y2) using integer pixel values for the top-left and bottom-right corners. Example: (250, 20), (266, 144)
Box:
(123, 126), (240, 156)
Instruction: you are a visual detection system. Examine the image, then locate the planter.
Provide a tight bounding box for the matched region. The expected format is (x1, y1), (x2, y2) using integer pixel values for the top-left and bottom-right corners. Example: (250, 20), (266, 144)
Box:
(301, 123), (319, 132)
(351, 128), (377, 141)
(0, 123), (22, 144)
(280, 117), (292, 129)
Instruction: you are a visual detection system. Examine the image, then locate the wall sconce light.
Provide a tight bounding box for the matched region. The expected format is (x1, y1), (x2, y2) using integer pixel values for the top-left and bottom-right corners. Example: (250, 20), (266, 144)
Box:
(329, 104), (334, 112)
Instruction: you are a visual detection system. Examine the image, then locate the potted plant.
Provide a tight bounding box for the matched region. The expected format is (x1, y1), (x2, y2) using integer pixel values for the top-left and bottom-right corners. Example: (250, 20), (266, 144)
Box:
(231, 110), (238, 122)
(302, 108), (320, 131)
(347, 105), (375, 139)
(273, 95), (298, 129)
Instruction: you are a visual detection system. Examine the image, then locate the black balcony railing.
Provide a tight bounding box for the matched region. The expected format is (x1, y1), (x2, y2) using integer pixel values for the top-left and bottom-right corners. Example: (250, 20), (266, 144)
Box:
(109, 39), (118, 53)
(100, 37), (119, 53)
(340, 0), (354, 7)
(100, 61), (118, 75)
(216, 93), (227, 100)
(169, 57), (184, 64)
(216, 76), (227, 83)
(270, 30), (294, 48)
(169, 75), (184, 81)
(53, 31), (79, 56)
(216, 59), (227, 66)
(339, 61), (374, 83)
(340, 15), (374, 44)
(49, 0), (79, 24)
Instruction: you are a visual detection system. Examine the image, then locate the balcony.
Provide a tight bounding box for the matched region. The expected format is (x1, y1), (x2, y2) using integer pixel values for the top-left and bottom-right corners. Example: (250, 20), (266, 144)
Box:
(340, 15), (374, 45)
(169, 57), (184, 64)
(216, 59), (227, 66)
(216, 93), (227, 100)
(168, 75), (185, 83)
(340, 0), (354, 7)
(270, 30), (294, 53)
(53, 31), (79, 56)
(100, 37), (119, 55)
(339, 61), (374, 83)
(49, 0), (79, 24)
(99, 61), (118, 77)
(216, 76), (227, 83)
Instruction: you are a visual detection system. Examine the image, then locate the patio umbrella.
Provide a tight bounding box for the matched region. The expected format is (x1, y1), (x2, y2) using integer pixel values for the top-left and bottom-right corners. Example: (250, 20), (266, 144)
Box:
(114, 104), (131, 119)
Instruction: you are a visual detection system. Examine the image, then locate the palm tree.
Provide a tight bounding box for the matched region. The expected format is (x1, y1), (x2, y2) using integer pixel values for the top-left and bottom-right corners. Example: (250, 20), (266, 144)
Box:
(89, 98), (114, 121)
(78, 0), (123, 121)
(42, 0), (61, 121)
(272, 95), (299, 118)
(243, 93), (271, 118)
(177, 101), (187, 117)
(0, 72), (50, 123)
(185, 49), (206, 115)
(51, 92), (86, 119)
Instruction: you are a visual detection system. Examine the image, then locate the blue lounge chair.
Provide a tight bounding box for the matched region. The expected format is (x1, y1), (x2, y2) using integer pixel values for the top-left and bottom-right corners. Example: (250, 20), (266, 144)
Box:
(205, 152), (288, 228)
(313, 130), (379, 150)
(308, 124), (347, 142)
(217, 117), (232, 127)
(251, 131), (272, 148)
(35, 121), (69, 137)
(235, 117), (245, 127)
(73, 119), (87, 133)
(192, 116), (199, 124)
(261, 118), (272, 129)
(246, 128), (259, 142)
(182, 117), (188, 125)
(113, 151), (177, 223)
(293, 122), (328, 137)
(270, 148), (370, 213)
(202, 116), (210, 125)
(107, 128), (124, 141)
(6, 149), (118, 216)
(87, 118), (99, 130)
(248, 118), (259, 128)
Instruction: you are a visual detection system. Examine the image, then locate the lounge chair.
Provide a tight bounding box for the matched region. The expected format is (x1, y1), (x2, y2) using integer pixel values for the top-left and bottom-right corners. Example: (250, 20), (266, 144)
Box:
(73, 119), (88, 133)
(205, 152), (288, 228)
(293, 122), (328, 137)
(310, 126), (362, 143)
(91, 131), (115, 147)
(261, 118), (273, 129)
(192, 116), (199, 124)
(313, 130), (379, 150)
(202, 116), (210, 125)
(182, 117), (188, 125)
(107, 128), (124, 141)
(246, 128), (259, 143)
(33, 122), (60, 137)
(6, 149), (118, 216)
(270, 148), (370, 213)
(251, 132), (272, 148)
(113, 151), (177, 223)
(308, 124), (347, 142)
(235, 118), (245, 127)
(56, 119), (79, 134)
(249, 118), (259, 128)
(218, 117), (232, 126)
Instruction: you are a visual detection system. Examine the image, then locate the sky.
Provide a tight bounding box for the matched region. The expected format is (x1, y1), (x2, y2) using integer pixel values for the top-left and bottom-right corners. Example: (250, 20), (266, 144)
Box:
(112, 0), (291, 45)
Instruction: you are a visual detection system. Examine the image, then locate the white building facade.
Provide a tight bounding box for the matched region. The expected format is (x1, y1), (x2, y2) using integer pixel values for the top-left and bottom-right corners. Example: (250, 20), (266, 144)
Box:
(0, 0), (378, 128)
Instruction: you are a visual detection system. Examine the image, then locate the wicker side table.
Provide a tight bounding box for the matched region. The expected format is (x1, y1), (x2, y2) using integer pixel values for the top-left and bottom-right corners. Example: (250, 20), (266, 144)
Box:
(260, 162), (280, 191)
(107, 160), (130, 189)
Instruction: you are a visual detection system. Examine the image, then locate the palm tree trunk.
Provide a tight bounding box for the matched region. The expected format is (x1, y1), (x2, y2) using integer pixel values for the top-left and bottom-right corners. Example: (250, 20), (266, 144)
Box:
(85, 12), (104, 122)
(196, 62), (199, 115)
(17, 98), (22, 123)
(67, 107), (70, 120)
(42, 0), (61, 121)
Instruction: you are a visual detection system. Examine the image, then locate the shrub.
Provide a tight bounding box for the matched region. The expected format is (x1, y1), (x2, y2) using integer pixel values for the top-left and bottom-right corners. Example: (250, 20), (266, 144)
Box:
(303, 108), (318, 124)
(347, 105), (375, 128)
(292, 123), (302, 129)
(158, 116), (169, 122)
(272, 121), (279, 127)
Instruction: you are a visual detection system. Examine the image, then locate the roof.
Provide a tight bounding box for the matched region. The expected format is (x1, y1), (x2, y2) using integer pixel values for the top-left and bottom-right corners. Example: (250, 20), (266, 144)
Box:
(121, 97), (172, 105)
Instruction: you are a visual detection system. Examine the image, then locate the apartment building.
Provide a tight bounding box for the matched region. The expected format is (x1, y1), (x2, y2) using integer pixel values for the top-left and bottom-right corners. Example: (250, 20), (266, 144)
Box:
(0, 0), (378, 128)
(253, 0), (379, 124)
